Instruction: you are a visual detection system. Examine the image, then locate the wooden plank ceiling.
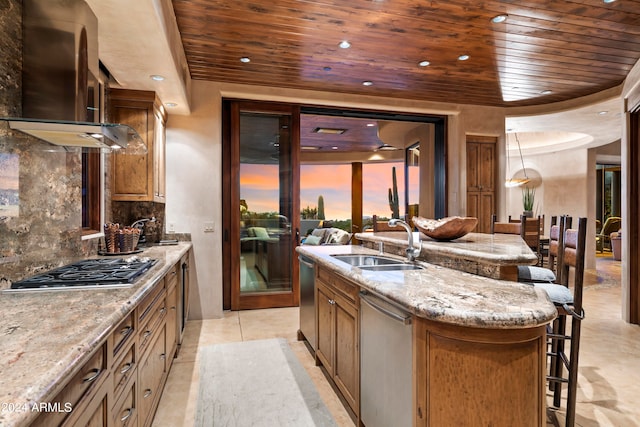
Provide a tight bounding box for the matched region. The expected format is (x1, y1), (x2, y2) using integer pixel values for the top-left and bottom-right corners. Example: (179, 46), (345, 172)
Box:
(172, 0), (640, 108)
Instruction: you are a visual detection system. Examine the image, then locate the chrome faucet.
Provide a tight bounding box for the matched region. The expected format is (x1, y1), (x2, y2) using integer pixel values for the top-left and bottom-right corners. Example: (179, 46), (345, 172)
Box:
(388, 218), (421, 261)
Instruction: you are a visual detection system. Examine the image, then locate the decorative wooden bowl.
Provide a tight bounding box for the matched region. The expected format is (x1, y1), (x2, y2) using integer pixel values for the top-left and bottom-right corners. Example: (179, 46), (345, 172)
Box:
(412, 216), (478, 241)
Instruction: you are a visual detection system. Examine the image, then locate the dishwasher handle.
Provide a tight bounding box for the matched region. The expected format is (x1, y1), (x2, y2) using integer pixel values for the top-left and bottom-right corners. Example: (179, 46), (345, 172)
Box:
(298, 256), (315, 269)
(360, 292), (412, 325)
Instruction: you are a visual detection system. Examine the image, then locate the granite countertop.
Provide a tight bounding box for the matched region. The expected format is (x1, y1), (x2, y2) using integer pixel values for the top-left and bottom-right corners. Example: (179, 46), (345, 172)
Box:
(297, 244), (556, 329)
(0, 242), (192, 427)
(356, 231), (538, 266)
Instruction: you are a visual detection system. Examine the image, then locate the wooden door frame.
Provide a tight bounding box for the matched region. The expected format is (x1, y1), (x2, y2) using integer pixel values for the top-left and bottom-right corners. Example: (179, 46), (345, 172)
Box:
(222, 100), (300, 310)
(627, 97), (640, 324)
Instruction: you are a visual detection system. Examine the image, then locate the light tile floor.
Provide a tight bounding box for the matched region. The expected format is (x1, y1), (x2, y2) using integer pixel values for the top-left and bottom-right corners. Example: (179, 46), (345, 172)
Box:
(153, 256), (640, 427)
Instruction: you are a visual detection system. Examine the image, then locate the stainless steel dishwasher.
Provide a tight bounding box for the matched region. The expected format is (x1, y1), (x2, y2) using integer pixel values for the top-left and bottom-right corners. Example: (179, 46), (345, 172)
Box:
(360, 290), (413, 427)
(298, 255), (316, 351)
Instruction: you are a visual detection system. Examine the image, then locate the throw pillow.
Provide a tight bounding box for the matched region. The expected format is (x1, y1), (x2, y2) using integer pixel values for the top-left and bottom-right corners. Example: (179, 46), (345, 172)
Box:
(303, 235), (322, 245)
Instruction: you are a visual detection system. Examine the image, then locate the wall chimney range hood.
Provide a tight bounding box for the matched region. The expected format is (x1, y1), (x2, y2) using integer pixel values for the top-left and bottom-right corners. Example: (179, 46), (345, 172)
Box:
(3, 118), (141, 150)
(1, 0), (144, 151)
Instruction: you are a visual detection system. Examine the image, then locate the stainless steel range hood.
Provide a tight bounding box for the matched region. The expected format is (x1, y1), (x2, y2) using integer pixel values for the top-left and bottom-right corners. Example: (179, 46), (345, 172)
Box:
(2, 118), (141, 150)
(1, 0), (143, 151)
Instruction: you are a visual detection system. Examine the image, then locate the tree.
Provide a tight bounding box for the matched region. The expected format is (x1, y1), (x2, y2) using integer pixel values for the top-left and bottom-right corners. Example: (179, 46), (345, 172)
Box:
(317, 195), (325, 220)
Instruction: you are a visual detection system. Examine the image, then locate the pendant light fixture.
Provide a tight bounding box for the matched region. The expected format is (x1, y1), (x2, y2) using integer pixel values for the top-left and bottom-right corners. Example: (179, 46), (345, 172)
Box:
(504, 133), (531, 188)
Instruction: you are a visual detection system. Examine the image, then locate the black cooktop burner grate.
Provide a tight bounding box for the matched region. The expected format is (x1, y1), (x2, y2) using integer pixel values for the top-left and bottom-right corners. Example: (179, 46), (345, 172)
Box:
(11, 258), (158, 289)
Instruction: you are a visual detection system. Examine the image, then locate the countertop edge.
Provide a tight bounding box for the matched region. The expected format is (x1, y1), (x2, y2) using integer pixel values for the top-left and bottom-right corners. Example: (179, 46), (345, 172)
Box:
(297, 245), (556, 330)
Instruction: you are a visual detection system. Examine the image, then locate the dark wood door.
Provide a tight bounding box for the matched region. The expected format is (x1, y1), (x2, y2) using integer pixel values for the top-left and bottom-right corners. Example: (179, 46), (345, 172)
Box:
(223, 100), (300, 310)
(467, 136), (497, 234)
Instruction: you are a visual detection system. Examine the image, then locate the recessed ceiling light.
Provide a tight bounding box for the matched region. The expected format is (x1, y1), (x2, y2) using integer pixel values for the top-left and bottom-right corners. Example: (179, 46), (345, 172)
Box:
(301, 146), (320, 151)
(458, 54), (470, 61)
(332, 146), (339, 150)
(339, 40), (351, 49)
(362, 81), (373, 86)
(598, 111), (608, 115)
(418, 60), (430, 67)
(603, 0), (616, 3)
(313, 127), (347, 135)
(150, 75), (165, 81)
(165, 102), (178, 108)
(240, 57), (251, 63)
(366, 123), (376, 127)
(491, 14), (508, 24)
(378, 144), (398, 151)
(540, 90), (552, 95)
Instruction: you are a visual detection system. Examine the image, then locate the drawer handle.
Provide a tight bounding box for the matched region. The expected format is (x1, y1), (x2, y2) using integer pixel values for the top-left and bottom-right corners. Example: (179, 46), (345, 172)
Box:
(82, 368), (101, 383)
(120, 362), (134, 375)
(159, 307), (167, 315)
(160, 353), (166, 361)
(329, 299), (336, 305)
(120, 325), (133, 336)
(121, 408), (133, 422)
(171, 305), (177, 311)
(143, 389), (153, 398)
(143, 330), (152, 338)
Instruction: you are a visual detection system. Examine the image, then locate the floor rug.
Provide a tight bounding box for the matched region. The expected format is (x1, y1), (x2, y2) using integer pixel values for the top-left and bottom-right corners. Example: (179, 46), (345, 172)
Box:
(194, 338), (337, 426)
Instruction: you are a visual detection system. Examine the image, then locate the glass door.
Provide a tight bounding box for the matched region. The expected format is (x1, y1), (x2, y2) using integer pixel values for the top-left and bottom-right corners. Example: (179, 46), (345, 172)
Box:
(225, 101), (300, 310)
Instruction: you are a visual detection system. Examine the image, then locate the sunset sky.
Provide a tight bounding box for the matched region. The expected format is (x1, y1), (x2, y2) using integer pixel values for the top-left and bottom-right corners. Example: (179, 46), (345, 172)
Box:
(240, 162), (419, 220)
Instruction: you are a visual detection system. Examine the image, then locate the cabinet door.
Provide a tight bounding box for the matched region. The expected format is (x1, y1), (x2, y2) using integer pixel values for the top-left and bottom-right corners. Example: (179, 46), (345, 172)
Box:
(166, 284), (178, 362)
(315, 281), (334, 375)
(69, 378), (110, 427)
(333, 293), (359, 414)
(109, 89), (166, 202)
(138, 325), (166, 427)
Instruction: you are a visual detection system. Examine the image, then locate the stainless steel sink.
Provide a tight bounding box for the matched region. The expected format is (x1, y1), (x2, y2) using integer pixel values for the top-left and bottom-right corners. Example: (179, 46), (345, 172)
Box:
(331, 254), (402, 266)
(331, 254), (424, 271)
(358, 264), (424, 271)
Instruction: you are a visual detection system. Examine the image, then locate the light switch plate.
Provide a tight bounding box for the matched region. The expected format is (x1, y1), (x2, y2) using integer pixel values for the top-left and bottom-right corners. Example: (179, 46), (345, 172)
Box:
(204, 222), (215, 232)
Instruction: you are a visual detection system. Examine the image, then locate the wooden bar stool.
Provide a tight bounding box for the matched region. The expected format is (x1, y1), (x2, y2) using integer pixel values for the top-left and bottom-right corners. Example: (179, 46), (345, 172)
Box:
(517, 215), (573, 284)
(533, 216), (587, 427)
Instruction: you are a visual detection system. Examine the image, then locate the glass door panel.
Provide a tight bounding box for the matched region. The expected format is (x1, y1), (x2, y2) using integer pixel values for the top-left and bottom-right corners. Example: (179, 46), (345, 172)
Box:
(228, 102), (299, 310)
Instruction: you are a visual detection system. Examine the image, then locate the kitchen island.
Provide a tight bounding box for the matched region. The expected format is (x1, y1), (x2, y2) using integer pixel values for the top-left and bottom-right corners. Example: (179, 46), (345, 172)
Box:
(357, 230), (538, 281)
(296, 243), (556, 426)
(0, 242), (191, 427)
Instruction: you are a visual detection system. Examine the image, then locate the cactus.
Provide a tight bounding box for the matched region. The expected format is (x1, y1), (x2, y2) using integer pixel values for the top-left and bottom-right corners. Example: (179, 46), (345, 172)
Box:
(388, 167), (400, 219)
(317, 195), (325, 220)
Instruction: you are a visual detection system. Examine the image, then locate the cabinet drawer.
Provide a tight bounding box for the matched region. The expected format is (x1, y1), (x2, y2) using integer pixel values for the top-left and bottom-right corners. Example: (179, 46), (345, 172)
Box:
(113, 378), (137, 427)
(31, 344), (107, 427)
(111, 312), (135, 360)
(138, 278), (165, 325)
(318, 267), (358, 304)
(112, 342), (136, 401)
(138, 292), (167, 357)
(165, 263), (179, 290)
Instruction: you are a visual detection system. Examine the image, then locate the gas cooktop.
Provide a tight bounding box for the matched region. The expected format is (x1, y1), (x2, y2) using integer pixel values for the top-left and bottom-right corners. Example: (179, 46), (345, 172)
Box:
(8, 257), (158, 291)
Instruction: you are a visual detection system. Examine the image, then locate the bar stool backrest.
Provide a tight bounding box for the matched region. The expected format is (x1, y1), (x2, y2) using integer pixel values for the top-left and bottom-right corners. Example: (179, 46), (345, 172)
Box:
(558, 217), (587, 315)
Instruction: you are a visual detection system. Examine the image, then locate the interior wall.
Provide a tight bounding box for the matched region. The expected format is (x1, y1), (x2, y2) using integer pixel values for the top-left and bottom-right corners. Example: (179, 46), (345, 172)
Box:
(505, 148), (595, 268)
(165, 80), (506, 318)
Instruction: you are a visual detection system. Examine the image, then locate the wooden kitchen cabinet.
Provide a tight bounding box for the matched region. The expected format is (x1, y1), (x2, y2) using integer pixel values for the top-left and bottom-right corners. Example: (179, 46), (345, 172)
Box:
(31, 344), (109, 427)
(109, 89), (167, 202)
(315, 267), (359, 417)
(30, 259), (183, 427)
(413, 316), (547, 426)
